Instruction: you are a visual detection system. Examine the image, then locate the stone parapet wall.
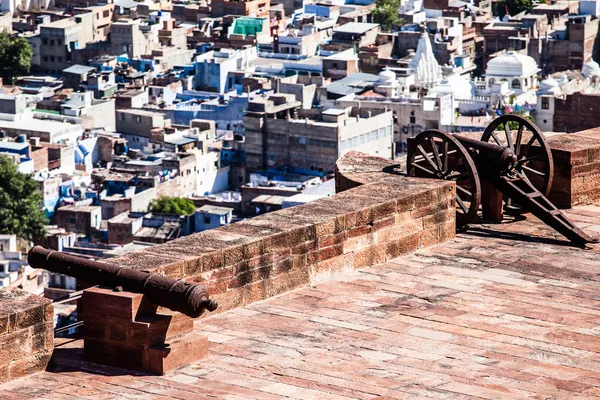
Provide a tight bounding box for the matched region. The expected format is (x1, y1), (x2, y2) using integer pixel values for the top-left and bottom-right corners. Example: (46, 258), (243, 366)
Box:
(547, 128), (600, 208)
(0, 289), (53, 383)
(107, 152), (456, 315)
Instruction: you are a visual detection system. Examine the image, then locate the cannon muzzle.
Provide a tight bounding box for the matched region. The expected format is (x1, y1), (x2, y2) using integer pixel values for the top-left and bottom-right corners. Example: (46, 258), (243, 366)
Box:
(28, 246), (218, 318)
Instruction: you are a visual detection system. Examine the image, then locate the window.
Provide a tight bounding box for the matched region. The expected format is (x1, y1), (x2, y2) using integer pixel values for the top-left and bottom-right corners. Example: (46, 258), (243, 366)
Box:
(119, 113), (125, 120)
(512, 79), (521, 89)
(103, 10), (110, 17)
(50, 40), (54, 45)
(50, 56), (55, 62)
(58, 39), (62, 46)
(410, 110), (415, 124)
(42, 38), (48, 45)
(299, 137), (307, 144)
(541, 97), (550, 110)
(204, 217), (211, 224)
(488, 78), (495, 85)
(43, 56), (48, 62)
(96, 13), (100, 19)
(58, 56), (63, 62)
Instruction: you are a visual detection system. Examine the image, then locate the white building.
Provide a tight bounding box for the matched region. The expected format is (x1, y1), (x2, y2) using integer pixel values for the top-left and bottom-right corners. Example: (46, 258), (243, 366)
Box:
(484, 51), (540, 102)
(534, 60), (600, 132)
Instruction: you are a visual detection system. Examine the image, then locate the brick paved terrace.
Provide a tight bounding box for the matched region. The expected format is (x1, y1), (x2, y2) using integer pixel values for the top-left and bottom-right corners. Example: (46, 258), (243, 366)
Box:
(3, 203), (600, 399)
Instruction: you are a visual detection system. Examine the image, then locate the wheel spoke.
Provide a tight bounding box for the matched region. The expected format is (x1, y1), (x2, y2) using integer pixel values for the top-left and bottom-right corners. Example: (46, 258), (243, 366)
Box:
(411, 162), (436, 176)
(446, 172), (469, 181)
(442, 141), (449, 172)
(456, 195), (469, 213)
(430, 137), (442, 170)
(417, 144), (439, 172)
(518, 154), (541, 164)
(490, 130), (503, 146)
(522, 164), (545, 177)
(456, 185), (472, 198)
(515, 124), (524, 156)
(505, 123), (513, 149)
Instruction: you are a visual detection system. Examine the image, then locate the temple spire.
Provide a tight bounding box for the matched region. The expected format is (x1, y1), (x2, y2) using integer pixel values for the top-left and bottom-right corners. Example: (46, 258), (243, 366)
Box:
(408, 25), (442, 89)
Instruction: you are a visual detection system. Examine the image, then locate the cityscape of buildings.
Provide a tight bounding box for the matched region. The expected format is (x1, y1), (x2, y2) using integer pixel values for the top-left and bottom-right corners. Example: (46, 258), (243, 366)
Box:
(3, 0), (600, 392)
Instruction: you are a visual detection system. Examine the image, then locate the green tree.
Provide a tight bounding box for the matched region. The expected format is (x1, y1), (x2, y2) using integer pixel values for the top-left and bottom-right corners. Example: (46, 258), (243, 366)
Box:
(0, 31), (32, 85)
(372, 0), (402, 32)
(149, 196), (196, 215)
(0, 156), (47, 241)
(496, 0), (532, 18)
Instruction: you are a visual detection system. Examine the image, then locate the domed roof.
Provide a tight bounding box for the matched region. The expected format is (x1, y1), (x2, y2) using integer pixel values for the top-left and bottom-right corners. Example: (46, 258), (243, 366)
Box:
(429, 76), (473, 99)
(538, 76), (561, 96)
(377, 67), (398, 85)
(540, 76), (558, 89)
(486, 51), (539, 78)
(558, 74), (569, 86)
(582, 60), (600, 78)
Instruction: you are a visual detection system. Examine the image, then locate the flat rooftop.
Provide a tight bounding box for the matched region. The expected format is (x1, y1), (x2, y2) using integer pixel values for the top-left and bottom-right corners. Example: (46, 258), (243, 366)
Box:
(333, 22), (379, 34)
(4, 203), (600, 398)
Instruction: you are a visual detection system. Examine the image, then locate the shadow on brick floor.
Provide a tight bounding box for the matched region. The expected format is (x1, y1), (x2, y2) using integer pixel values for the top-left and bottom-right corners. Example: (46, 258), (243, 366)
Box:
(49, 341), (154, 377)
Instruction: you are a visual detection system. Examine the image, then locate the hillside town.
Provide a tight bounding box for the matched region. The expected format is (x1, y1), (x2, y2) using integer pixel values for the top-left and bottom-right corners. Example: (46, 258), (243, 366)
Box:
(2, 0), (600, 294)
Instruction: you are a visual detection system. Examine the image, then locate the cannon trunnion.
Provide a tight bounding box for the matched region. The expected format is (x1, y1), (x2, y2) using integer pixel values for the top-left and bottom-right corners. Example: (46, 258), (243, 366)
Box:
(406, 115), (597, 247)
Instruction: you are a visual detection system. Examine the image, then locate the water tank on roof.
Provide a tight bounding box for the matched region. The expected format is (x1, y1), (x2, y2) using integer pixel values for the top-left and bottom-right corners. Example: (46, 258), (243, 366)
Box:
(16, 134), (27, 143)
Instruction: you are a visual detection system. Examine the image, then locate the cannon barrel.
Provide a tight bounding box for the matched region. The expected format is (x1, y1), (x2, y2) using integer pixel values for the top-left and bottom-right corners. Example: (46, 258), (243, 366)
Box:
(28, 246), (218, 318)
(454, 134), (518, 168)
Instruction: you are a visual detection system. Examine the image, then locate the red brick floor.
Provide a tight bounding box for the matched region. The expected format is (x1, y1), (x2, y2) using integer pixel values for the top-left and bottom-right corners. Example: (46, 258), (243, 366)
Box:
(4, 205), (600, 399)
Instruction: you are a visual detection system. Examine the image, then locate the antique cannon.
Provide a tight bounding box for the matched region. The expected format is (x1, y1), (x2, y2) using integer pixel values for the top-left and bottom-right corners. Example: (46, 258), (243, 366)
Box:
(406, 115), (597, 247)
(28, 246), (218, 318)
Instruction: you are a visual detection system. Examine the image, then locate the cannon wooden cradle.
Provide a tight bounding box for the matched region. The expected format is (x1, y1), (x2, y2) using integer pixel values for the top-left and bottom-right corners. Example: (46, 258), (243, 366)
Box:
(406, 115), (597, 247)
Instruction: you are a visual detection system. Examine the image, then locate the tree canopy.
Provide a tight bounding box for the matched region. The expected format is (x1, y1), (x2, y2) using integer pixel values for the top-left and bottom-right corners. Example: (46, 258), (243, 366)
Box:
(0, 156), (47, 241)
(0, 31), (32, 85)
(149, 196), (196, 215)
(496, 0), (532, 18)
(372, 0), (402, 32)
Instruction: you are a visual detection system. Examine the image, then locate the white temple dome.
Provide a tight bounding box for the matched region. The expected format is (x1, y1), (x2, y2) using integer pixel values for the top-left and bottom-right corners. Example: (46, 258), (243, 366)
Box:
(429, 76), (473, 99)
(538, 76), (561, 95)
(558, 74), (569, 86)
(486, 51), (539, 78)
(582, 60), (600, 78)
(377, 67), (397, 85)
(540, 76), (558, 89)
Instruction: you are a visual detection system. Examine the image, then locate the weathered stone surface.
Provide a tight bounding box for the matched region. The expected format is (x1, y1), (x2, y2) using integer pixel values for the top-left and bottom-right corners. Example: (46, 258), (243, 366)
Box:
(6, 203), (600, 399)
(0, 289), (53, 384)
(547, 129), (600, 208)
(86, 153), (455, 320)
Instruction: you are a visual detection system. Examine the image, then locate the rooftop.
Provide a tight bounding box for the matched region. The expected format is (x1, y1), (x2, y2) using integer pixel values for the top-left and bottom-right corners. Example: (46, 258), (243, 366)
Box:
(4, 203), (600, 398)
(62, 65), (96, 75)
(197, 205), (234, 215)
(333, 22), (379, 34)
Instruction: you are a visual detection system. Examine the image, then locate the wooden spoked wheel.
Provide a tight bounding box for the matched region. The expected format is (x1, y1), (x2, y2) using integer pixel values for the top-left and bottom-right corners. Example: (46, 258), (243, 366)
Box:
(481, 115), (554, 213)
(481, 115), (554, 195)
(407, 129), (481, 229)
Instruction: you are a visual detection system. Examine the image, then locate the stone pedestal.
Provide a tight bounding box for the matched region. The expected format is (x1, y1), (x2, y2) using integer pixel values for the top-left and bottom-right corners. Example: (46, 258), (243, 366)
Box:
(80, 286), (208, 375)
